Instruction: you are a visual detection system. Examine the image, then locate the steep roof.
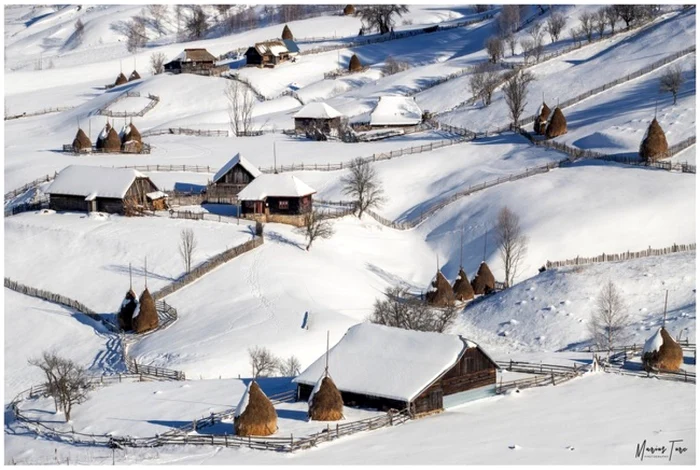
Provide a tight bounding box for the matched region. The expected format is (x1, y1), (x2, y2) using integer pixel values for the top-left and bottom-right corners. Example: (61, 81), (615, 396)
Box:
(282, 39), (300, 54)
(213, 153), (262, 184)
(370, 96), (423, 126)
(172, 48), (217, 63)
(294, 323), (497, 402)
(254, 40), (289, 57)
(294, 102), (344, 119)
(46, 166), (153, 199)
(237, 174), (316, 200)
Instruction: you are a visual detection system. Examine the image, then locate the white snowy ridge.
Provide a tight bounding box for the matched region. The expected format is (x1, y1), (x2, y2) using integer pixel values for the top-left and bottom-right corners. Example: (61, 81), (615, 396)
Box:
(234, 382), (252, 418)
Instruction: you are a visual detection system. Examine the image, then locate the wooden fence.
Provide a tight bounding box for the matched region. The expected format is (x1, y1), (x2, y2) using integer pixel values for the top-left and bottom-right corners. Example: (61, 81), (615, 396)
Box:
(5, 173), (55, 201)
(62, 143), (152, 155)
(5, 106), (76, 121)
(140, 127), (229, 138)
(545, 243), (696, 269)
(95, 91), (160, 118)
(4, 197), (49, 217)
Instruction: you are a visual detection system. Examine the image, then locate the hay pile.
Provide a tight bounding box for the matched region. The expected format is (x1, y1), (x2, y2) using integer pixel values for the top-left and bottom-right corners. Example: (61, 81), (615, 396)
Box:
(282, 24), (293, 40)
(348, 54), (362, 72)
(426, 270), (455, 307)
(129, 70), (141, 81)
(309, 376), (344, 421)
(534, 102), (551, 135)
(471, 262), (495, 295)
(133, 288), (159, 333)
(639, 118), (669, 163)
(121, 123), (143, 153)
(545, 107), (567, 138)
(234, 381), (278, 437)
(452, 268), (475, 301)
(642, 327), (683, 372)
(72, 128), (92, 153)
(118, 289), (137, 331)
(344, 4), (356, 15)
(114, 73), (128, 86)
(102, 128), (122, 152)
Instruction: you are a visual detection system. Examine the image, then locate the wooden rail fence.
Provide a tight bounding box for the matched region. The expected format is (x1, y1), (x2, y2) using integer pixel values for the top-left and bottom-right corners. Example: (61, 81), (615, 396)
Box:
(4, 173), (55, 201)
(140, 127), (229, 138)
(545, 243), (695, 269)
(95, 91), (160, 118)
(5, 106), (76, 121)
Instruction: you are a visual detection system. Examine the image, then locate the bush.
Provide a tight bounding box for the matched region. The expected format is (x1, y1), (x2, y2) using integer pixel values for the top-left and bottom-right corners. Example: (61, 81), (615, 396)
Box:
(369, 286), (459, 333)
(382, 55), (410, 76)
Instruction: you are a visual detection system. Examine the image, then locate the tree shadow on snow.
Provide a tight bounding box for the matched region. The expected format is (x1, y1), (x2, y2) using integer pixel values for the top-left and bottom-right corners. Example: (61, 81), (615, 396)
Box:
(265, 231), (305, 251)
(103, 264), (176, 282)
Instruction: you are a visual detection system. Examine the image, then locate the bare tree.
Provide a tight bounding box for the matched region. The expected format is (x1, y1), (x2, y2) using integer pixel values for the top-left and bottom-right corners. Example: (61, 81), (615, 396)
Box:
(494, 206), (528, 288)
(225, 79), (255, 136)
(578, 11), (595, 42)
(593, 9), (607, 38)
(150, 52), (166, 75)
(469, 62), (501, 107)
(546, 11), (566, 43)
(340, 158), (386, 218)
(569, 27), (582, 47)
(503, 70), (535, 127)
(660, 64), (685, 105)
(296, 210), (334, 251)
(126, 16), (147, 53)
(474, 5), (491, 13)
(147, 5), (168, 35)
(178, 228), (197, 273)
(277, 355), (302, 376)
(485, 36), (504, 63)
(29, 352), (90, 422)
(528, 23), (545, 62)
(498, 5), (520, 36)
(614, 5), (641, 30)
(248, 346), (280, 377)
(520, 38), (534, 64)
(73, 18), (85, 46)
(369, 286), (459, 333)
(358, 5), (409, 35)
(604, 6), (618, 35)
(504, 33), (517, 57)
(589, 281), (630, 358)
(185, 5), (208, 39)
(382, 55), (410, 76)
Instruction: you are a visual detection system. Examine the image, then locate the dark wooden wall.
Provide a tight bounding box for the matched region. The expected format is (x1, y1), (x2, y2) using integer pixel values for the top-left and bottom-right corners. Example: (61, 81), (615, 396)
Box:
(297, 383), (407, 412)
(49, 195), (88, 212)
(213, 164), (255, 194)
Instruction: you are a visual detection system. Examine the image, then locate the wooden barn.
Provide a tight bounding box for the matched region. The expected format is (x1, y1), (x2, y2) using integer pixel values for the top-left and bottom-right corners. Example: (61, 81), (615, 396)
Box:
(293, 102), (345, 138)
(164, 48), (227, 76)
(245, 39), (299, 68)
(237, 174), (315, 216)
(370, 96), (423, 127)
(294, 323), (499, 417)
(209, 153), (261, 195)
(46, 165), (167, 215)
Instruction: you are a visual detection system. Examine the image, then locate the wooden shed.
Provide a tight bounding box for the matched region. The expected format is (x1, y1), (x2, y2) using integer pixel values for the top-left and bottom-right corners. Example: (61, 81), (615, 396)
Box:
(164, 48), (227, 76)
(210, 153), (262, 195)
(46, 165), (167, 215)
(245, 39), (299, 68)
(237, 174), (315, 216)
(294, 323), (500, 417)
(293, 102), (345, 138)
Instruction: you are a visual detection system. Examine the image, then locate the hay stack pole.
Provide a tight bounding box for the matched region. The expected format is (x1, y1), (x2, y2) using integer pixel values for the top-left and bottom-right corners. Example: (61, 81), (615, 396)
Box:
(308, 331), (344, 421)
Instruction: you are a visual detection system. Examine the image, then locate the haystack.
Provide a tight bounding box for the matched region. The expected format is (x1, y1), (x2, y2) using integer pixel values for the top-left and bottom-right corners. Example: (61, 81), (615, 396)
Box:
(348, 54), (362, 72)
(123, 123), (142, 143)
(308, 376), (344, 421)
(471, 262), (495, 295)
(534, 102), (551, 135)
(72, 128), (92, 153)
(100, 127), (122, 152)
(282, 24), (293, 40)
(642, 327), (683, 372)
(545, 107), (567, 138)
(452, 268), (475, 301)
(639, 118), (669, 163)
(234, 381), (278, 437)
(344, 4), (356, 15)
(129, 70), (141, 81)
(133, 288), (159, 333)
(426, 270), (455, 307)
(117, 289), (138, 331)
(114, 73), (128, 86)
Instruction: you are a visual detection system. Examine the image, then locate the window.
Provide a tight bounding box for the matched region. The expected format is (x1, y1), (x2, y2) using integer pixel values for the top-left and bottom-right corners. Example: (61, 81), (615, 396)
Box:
(278, 200), (289, 209)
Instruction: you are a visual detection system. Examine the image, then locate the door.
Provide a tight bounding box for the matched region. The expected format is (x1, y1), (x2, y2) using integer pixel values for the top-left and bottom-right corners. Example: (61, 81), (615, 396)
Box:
(254, 201), (263, 214)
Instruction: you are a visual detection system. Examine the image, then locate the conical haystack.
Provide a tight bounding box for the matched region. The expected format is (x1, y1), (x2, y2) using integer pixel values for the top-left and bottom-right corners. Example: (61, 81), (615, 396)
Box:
(100, 127), (122, 152)
(426, 270), (455, 307)
(129, 70), (141, 81)
(114, 73), (128, 86)
(471, 262), (495, 295)
(452, 268), (475, 301)
(123, 123), (142, 143)
(118, 289), (138, 331)
(348, 54), (362, 72)
(133, 288), (159, 333)
(121, 123), (143, 153)
(234, 381), (278, 437)
(639, 118), (669, 163)
(642, 327), (683, 372)
(282, 24), (293, 40)
(545, 107), (567, 138)
(534, 102), (551, 135)
(72, 128), (92, 153)
(344, 4), (356, 15)
(309, 376), (344, 421)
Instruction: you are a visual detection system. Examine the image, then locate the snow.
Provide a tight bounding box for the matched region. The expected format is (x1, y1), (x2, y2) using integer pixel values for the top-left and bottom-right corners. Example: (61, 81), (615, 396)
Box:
(642, 327), (667, 355)
(370, 96), (423, 126)
(234, 382), (251, 418)
(145, 191), (167, 200)
(237, 174), (316, 200)
(212, 153), (262, 184)
(295, 323), (467, 402)
(46, 166), (149, 199)
(294, 102), (344, 119)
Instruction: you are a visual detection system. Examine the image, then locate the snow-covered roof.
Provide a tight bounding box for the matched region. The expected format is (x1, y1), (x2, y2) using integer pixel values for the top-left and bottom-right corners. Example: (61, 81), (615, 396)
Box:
(46, 166), (152, 199)
(213, 153), (262, 184)
(370, 96), (423, 126)
(237, 174), (316, 200)
(294, 102), (344, 120)
(254, 40), (290, 57)
(172, 48), (217, 63)
(294, 323), (494, 403)
(146, 191), (167, 200)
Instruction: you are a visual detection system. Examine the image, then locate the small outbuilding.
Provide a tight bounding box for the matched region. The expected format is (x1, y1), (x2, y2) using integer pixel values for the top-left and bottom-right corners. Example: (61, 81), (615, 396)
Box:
(210, 153), (262, 195)
(245, 40), (299, 68)
(46, 165), (167, 215)
(642, 327), (683, 372)
(293, 102), (345, 138)
(294, 323), (500, 417)
(237, 174), (315, 217)
(164, 48), (227, 76)
(370, 96), (423, 127)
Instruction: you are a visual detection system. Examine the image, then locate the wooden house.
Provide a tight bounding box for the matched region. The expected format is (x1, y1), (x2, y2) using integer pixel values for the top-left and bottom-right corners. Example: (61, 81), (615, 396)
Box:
(164, 48), (227, 76)
(293, 102), (345, 138)
(294, 323), (499, 416)
(245, 39), (299, 68)
(210, 153), (262, 195)
(237, 174), (315, 216)
(370, 95), (423, 127)
(46, 165), (167, 215)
